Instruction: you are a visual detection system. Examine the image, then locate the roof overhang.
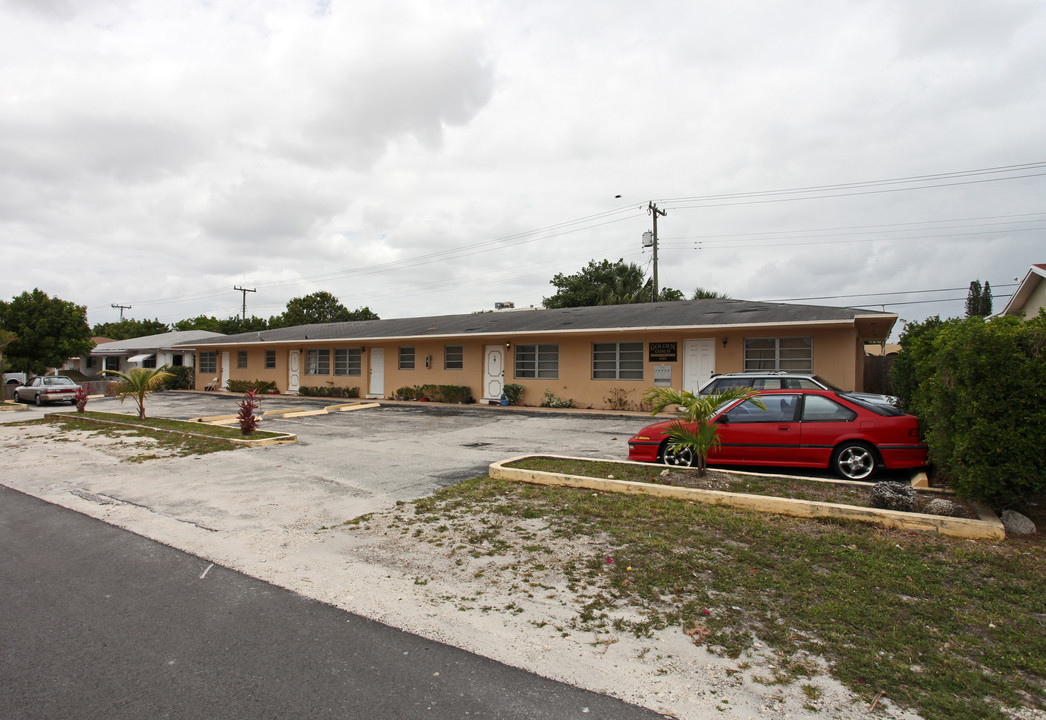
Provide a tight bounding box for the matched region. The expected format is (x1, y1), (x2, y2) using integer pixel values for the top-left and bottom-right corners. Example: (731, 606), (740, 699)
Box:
(127, 353), (155, 363)
(188, 315), (899, 347)
(1001, 264), (1046, 316)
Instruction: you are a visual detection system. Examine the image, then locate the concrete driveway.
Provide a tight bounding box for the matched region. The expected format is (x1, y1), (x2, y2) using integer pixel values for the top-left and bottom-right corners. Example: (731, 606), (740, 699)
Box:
(0, 393), (886, 719)
(0, 391), (648, 572)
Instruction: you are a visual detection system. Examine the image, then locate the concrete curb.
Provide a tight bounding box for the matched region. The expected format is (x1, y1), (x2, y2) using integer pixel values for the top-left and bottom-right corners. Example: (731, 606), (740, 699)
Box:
(489, 454), (1005, 541)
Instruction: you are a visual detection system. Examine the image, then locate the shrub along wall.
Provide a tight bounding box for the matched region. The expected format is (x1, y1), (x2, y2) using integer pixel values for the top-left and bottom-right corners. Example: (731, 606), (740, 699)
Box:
(227, 379), (278, 394)
(298, 385), (360, 398)
(892, 312), (1046, 504)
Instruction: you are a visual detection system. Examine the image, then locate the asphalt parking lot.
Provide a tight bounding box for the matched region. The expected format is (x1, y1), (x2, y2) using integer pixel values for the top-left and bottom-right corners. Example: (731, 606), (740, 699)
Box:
(1, 391), (649, 514)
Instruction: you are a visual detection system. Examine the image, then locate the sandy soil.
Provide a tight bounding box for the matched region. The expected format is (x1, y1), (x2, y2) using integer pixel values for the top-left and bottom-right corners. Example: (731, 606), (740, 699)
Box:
(0, 421), (926, 720)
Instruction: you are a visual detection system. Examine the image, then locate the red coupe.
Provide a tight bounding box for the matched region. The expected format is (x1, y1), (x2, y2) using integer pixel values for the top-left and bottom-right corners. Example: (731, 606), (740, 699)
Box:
(627, 389), (927, 481)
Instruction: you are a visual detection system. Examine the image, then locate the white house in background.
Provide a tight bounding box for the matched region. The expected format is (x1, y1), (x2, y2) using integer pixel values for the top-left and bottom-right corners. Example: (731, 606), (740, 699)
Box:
(68, 330), (226, 378)
(1001, 263), (1046, 319)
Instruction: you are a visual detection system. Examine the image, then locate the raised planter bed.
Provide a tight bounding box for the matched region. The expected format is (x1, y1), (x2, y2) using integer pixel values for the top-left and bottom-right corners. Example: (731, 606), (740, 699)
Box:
(489, 454), (1004, 540)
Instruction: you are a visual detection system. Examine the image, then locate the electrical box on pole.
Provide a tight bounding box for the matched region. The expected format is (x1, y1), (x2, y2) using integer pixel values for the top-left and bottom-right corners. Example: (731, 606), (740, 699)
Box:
(647, 202), (667, 301)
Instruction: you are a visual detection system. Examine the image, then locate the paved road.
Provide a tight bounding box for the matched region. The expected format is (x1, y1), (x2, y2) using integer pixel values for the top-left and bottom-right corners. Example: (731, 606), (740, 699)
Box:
(0, 485), (665, 720)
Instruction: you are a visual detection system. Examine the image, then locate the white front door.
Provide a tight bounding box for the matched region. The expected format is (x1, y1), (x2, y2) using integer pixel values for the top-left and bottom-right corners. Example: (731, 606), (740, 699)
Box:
(287, 350), (300, 395)
(683, 339), (716, 394)
(220, 351), (231, 390)
(483, 345), (505, 401)
(368, 348), (385, 398)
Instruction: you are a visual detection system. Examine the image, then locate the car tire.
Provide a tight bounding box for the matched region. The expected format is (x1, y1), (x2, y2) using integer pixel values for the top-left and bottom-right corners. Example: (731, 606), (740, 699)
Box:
(34, 393), (42, 406)
(831, 442), (878, 481)
(13, 391), (20, 403)
(659, 441), (695, 467)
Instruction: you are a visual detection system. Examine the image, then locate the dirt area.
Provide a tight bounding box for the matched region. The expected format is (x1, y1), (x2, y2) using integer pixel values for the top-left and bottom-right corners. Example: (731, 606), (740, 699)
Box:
(0, 414), (925, 720)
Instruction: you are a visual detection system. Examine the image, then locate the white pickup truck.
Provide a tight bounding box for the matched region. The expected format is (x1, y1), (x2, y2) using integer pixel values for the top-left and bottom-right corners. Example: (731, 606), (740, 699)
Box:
(3, 372), (28, 385)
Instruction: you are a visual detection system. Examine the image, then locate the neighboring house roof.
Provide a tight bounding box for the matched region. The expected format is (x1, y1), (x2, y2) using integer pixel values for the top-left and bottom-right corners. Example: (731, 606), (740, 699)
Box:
(179, 299), (897, 346)
(92, 330), (226, 355)
(1001, 263), (1046, 316)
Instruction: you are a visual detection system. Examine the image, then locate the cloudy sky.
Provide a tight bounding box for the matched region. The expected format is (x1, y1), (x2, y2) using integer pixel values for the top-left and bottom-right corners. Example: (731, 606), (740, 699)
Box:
(2, 0), (1044, 337)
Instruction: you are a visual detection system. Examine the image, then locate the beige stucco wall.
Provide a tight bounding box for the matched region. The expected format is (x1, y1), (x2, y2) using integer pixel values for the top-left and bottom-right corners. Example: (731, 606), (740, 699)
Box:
(1018, 276), (1046, 318)
(192, 322), (867, 409)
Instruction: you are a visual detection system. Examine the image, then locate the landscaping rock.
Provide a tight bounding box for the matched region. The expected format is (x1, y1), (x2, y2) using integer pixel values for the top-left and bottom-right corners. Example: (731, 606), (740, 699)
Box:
(870, 481), (916, 512)
(1001, 510), (1037, 536)
(922, 498), (965, 517)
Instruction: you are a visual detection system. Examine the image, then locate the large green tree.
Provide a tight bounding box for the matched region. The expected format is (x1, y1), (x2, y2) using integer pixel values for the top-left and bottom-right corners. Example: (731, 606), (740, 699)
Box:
(273, 291), (379, 328)
(172, 315), (270, 335)
(0, 328), (15, 374)
(543, 259), (683, 309)
(92, 318), (169, 340)
(0, 289), (94, 375)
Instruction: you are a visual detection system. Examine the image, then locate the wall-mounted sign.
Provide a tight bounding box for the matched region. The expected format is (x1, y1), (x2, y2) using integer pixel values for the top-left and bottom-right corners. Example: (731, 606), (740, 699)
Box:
(649, 342), (678, 362)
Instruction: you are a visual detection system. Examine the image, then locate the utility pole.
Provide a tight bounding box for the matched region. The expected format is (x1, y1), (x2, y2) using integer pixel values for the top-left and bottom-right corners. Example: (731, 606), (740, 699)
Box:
(647, 202), (667, 301)
(111, 303), (131, 321)
(233, 286), (256, 320)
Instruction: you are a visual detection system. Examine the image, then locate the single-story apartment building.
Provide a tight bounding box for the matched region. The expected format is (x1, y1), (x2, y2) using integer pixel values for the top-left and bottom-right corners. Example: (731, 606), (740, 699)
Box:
(175, 298), (897, 410)
(69, 330), (226, 379)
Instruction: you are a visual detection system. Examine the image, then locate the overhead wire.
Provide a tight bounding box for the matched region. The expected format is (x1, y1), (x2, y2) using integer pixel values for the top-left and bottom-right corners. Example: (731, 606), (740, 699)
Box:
(121, 160), (1045, 318)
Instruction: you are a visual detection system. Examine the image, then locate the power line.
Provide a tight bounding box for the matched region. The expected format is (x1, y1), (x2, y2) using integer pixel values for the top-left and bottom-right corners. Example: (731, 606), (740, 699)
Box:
(656, 161), (1046, 209)
(118, 161), (1045, 316)
(767, 283), (1018, 303)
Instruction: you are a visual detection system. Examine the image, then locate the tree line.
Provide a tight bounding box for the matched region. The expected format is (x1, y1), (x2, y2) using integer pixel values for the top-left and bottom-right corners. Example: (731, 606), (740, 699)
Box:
(1, 260), (719, 375)
(92, 291), (380, 341)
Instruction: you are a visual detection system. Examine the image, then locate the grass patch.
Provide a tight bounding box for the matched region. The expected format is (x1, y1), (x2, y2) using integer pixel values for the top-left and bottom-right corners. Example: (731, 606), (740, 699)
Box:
(54, 410), (284, 440)
(506, 456), (979, 517)
(17, 416), (243, 458)
(370, 474), (1045, 720)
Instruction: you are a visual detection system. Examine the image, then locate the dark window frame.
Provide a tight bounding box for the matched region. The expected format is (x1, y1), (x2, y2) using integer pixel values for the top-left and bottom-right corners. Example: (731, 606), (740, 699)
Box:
(334, 348), (362, 376)
(515, 343), (559, 379)
(444, 345), (464, 370)
(305, 348), (330, 375)
(198, 352), (217, 374)
(592, 341), (644, 380)
(743, 337), (813, 373)
(399, 347), (415, 370)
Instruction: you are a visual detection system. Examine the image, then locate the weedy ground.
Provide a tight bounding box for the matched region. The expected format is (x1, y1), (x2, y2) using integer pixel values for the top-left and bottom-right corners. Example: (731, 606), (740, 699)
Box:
(355, 469), (1045, 720)
(12, 415), (245, 460)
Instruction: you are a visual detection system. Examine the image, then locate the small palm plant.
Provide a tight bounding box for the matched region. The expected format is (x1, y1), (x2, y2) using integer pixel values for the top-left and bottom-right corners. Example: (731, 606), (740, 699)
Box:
(643, 386), (764, 476)
(101, 366), (174, 420)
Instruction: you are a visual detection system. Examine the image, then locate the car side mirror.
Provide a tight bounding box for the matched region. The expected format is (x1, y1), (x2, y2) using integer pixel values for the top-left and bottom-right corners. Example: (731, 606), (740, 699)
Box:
(715, 415), (728, 424)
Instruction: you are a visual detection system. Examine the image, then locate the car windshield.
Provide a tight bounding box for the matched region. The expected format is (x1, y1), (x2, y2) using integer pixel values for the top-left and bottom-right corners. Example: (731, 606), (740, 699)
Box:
(839, 393), (905, 416)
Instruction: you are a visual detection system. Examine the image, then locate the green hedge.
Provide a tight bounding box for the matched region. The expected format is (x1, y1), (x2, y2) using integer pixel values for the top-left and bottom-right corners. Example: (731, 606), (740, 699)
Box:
(892, 312), (1046, 504)
(395, 385), (472, 403)
(227, 379), (278, 394)
(298, 385), (359, 398)
(163, 365), (193, 391)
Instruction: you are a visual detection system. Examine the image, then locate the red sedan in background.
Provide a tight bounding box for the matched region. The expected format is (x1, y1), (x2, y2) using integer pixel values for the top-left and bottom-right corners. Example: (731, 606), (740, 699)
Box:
(627, 389), (927, 481)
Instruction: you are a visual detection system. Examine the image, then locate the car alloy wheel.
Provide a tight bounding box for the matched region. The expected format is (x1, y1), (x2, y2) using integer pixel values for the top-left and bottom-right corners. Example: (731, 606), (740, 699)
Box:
(832, 442), (877, 481)
(660, 442), (695, 467)
(34, 393), (42, 406)
(13, 391), (20, 403)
